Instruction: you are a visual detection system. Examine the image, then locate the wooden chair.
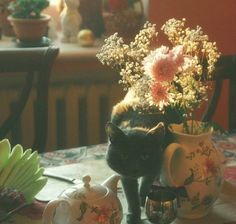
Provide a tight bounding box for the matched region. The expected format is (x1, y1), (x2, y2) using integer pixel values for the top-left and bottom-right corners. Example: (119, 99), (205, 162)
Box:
(0, 46), (59, 152)
(202, 55), (236, 131)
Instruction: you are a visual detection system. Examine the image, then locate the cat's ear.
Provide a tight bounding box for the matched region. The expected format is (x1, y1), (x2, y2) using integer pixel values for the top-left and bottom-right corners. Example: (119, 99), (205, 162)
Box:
(146, 122), (165, 140)
(106, 122), (126, 143)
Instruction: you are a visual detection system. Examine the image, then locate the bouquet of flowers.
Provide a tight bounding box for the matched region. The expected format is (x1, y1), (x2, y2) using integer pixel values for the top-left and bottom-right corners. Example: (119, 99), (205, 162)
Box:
(96, 18), (220, 134)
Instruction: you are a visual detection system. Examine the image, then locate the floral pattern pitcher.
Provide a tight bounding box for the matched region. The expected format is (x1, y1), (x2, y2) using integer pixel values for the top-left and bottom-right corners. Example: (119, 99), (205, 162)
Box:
(161, 123), (225, 219)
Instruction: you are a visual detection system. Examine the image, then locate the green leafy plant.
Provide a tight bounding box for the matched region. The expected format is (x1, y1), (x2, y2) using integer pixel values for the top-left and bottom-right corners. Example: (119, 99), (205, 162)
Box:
(0, 139), (47, 204)
(8, 0), (49, 19)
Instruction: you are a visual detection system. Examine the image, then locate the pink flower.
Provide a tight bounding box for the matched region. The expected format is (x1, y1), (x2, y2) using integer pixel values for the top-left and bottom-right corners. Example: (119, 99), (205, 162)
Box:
(151, 82), (170, 106)
(170, 45), (185, 66)
(143, 46), (180, 82)
(204, 158), (218, 176)
(94, 207), (110, 224)
(96, 213), (107, 224)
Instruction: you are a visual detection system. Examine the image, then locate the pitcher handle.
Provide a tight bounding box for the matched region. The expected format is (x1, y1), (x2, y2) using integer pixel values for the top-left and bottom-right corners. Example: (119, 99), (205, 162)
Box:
(162, 143), (185, 187)
(42, 199), (71, 224)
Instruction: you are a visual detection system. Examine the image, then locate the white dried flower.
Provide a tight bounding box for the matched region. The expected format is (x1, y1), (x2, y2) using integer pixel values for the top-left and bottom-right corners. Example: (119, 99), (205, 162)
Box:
(96, 18), (220, 121)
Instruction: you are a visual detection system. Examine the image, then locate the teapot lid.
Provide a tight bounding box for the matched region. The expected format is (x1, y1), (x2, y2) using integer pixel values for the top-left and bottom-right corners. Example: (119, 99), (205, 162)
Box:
(62, 175), (108, 201)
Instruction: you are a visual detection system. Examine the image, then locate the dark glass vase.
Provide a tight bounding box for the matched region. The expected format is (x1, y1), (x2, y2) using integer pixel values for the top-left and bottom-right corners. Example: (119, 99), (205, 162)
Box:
(79, 0), (104, 37)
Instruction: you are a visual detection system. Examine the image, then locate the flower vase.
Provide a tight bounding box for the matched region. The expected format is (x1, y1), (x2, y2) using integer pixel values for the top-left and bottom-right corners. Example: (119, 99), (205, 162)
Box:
(161, 122), (225, 219)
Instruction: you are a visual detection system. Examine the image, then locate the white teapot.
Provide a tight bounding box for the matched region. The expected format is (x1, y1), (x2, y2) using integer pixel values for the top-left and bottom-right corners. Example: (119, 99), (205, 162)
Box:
(42, 175), (123, 224)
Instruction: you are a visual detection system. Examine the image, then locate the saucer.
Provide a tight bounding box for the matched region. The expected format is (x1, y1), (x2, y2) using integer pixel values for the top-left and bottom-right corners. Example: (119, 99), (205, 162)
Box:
(16, 36), (51, 48)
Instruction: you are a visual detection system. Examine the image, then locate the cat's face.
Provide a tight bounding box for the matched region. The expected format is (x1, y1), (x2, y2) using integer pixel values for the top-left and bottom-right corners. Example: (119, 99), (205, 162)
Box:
(106, 122), (165, 178)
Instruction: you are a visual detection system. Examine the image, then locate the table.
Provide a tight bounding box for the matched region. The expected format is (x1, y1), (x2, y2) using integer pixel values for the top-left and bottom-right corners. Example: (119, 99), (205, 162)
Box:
(3, 132), (236, 224)
(42, 132), (236, 224)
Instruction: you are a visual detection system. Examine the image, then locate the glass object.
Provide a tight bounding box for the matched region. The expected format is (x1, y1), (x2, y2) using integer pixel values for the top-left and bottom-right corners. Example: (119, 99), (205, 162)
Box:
(79, 0), (104, 37)
(145, 188), (177, 224)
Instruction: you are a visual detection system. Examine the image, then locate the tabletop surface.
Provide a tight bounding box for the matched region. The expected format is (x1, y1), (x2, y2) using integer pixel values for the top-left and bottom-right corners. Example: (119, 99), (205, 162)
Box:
(38, 132), (236, 224)
(0, 35), (101, 59)
(2, 132), (236, 224)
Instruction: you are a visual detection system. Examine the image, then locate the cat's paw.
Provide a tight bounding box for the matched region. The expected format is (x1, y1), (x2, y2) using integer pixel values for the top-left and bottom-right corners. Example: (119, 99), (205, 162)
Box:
(140, 196), (146, 207)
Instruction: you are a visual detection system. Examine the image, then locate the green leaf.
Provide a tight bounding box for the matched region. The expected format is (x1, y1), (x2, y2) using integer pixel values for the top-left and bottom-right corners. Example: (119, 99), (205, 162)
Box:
(8, 0), (49, 19)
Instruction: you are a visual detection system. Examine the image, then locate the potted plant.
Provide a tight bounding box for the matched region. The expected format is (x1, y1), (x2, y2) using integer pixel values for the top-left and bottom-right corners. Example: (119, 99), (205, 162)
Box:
(7, 0), (50, 43)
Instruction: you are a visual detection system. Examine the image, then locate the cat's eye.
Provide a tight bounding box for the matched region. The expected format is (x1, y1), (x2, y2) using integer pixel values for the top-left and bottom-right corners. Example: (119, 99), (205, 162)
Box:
(141, 154), (149, 160)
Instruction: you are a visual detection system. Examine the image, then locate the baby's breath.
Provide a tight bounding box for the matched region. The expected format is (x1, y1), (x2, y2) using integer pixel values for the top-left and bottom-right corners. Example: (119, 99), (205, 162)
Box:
(96, 18), (220, 121)
(96, 22), (157, 89)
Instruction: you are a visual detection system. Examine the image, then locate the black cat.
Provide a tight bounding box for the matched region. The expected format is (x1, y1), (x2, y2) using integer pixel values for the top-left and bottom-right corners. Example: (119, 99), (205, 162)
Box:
(105, 100), (167, 224)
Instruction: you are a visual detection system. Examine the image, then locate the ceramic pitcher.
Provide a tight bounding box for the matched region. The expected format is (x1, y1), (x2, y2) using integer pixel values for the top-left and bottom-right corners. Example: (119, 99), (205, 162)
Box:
(161, 122), (225, 219)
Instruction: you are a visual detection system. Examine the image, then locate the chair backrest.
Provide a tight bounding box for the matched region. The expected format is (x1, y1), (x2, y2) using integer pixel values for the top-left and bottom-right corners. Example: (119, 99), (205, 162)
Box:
(0, 46), (59, 152)
(202, 55), (236, 131)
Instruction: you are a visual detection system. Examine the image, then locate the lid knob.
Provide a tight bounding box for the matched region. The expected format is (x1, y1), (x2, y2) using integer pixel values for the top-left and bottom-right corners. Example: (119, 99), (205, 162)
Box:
(82, 175), (91, 188)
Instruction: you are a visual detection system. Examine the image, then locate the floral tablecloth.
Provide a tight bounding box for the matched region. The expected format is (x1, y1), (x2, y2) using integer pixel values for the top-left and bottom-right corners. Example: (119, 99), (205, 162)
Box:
(213, 132), (236, 183)
(40, 144), (107, 167)
(6, 132), (236, 224)
(39, 132), (236, 183)
(38, 132), (236, 224)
